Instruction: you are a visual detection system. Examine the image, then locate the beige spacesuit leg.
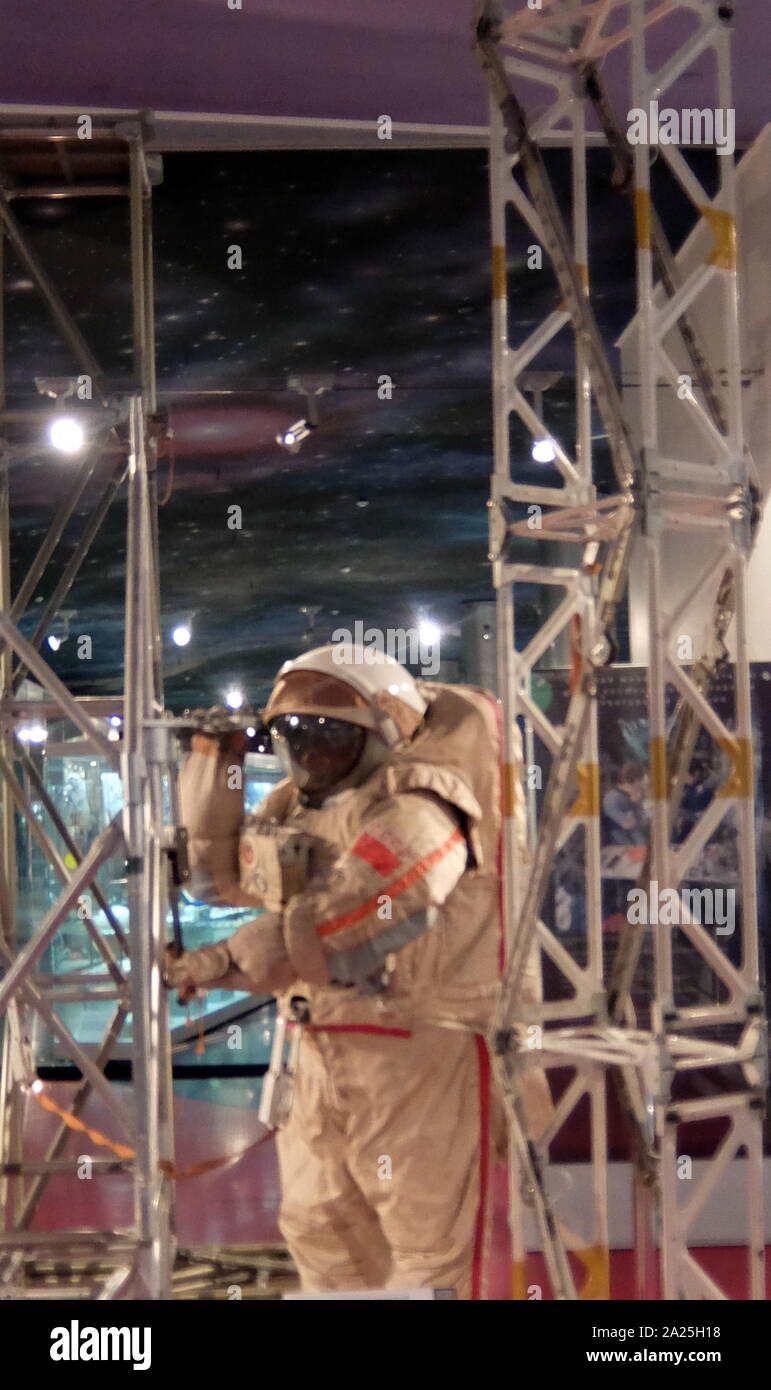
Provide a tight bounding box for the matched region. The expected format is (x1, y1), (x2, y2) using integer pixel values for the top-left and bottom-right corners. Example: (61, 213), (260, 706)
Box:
(275, 1027), (495, 1299)
(275, 1031), (392, 1291)
(336, 1027), (495, 1300)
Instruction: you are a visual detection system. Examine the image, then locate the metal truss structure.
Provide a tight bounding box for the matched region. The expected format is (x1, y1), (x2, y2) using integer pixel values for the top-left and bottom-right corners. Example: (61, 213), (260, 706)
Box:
(0, 115), (181, 1298)
(0, 5), (765, 1305)
(475, 0), (767, 1299)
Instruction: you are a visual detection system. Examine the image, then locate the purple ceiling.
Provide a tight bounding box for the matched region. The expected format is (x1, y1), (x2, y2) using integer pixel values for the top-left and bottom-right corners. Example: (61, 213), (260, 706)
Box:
(1, 0), (769, 146)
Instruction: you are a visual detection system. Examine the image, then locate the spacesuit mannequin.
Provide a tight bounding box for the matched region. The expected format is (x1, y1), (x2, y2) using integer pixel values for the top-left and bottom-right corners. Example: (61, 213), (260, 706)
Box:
(166, 643), (549, 1299)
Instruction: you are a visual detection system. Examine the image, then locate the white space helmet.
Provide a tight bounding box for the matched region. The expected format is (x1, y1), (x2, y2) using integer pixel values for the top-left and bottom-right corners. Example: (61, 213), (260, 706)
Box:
(263, 642), (427, 749)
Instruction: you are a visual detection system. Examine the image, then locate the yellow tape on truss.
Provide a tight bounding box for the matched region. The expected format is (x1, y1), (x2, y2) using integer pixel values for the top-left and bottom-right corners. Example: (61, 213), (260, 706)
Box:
(568, 763), (600, 818)
(576, 1243), (611, 1300)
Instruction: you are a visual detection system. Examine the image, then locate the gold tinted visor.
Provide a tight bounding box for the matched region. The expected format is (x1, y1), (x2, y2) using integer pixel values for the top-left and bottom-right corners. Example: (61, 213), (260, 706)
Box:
(263, 670), (372, 726)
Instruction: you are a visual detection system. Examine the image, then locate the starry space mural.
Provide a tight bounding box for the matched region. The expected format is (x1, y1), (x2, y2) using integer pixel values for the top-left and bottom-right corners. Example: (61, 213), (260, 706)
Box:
(3, 145), (719, 710)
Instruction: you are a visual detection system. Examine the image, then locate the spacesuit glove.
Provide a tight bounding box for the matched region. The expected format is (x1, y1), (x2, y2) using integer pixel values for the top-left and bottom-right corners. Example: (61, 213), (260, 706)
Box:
(164, 914), (296, 997)
(191, 730), (249, 757)
(163, 941), (233, 992)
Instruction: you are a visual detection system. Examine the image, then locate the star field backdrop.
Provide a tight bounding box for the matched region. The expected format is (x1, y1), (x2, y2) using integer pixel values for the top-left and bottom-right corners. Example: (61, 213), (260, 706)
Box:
(4, 148), (715, 709)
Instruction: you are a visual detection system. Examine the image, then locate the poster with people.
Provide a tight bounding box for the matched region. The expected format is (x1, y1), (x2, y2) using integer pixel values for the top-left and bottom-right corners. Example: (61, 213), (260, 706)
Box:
(529, 662), (770, 1003)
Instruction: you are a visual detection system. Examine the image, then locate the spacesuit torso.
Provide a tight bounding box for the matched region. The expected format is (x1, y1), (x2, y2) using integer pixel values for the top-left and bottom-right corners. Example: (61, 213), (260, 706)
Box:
(247, 683), (538, 1031)
(181, 683), (538, 1033)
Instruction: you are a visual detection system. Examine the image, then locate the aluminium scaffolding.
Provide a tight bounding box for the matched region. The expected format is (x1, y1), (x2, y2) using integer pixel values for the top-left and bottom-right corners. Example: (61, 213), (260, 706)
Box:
(475, 0), (766, 1299)
(0, 115), (178, 1299)
(0, 7), (764, 1302)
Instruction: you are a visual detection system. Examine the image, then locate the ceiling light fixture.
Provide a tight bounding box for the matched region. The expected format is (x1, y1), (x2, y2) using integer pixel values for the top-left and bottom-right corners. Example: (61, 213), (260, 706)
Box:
(17, 722), (47, 744)
(36, 377), (86, 456)
(520, 371), (562, 466)
(48, 416), (85, 454)
(45, 610), (75, 651)
(531, 438), (557, 464)
(418, 619), (441, 647)
(276, 418), (314, 454)
(276, 374), (334, 454)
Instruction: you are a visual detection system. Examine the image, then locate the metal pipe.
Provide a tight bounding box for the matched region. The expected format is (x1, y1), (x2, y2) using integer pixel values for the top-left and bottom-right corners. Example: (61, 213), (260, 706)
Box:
(0, 210), (23, 1227)
(6, 696), (124, 721)
(0, 1160), (130, 1173)
(0, 936), (132, 1130)
(0, 224), (30, 1226)
(123, 395), (167, 1299)
(6, 186), (128, 199)
(19, 749), (129, 954)
(0, 613), (117, 763)
(0, 819), (121, 1012)
(0, 748), (125, 983)
(7, 442), (102, 629)
(15, 1006), (129, 1229)
(12, 463), (127, 693)
(0, 188), (110, 406)
(129, 141), (148, 405)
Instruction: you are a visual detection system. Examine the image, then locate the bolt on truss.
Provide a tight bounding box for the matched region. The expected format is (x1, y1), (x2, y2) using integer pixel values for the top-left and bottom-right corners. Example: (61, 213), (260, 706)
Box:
(0, 116), (180, 1298)
(475, 0), (766, 1299)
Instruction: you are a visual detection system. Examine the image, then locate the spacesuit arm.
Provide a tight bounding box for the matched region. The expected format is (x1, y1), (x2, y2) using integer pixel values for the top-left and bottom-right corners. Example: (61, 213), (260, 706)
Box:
(178, 734), (265, 907)
(281, 789), (468, 987)
(164, 789), (464, 998)
(163, 910), (296, 997)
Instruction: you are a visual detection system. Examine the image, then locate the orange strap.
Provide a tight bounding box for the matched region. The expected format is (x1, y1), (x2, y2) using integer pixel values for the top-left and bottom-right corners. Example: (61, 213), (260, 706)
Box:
(31, 1087), (270, 1180)
(33, 1090), (135, 1161)
(316, 828), (465, 939)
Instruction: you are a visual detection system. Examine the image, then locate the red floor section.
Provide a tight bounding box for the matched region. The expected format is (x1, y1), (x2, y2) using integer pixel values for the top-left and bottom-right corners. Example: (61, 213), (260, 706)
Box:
(17, 1084), (771, 1299)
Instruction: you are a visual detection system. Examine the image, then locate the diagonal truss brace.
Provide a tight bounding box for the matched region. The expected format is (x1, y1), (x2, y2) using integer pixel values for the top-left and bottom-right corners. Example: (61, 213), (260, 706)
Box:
(475, 0), (766, 1301)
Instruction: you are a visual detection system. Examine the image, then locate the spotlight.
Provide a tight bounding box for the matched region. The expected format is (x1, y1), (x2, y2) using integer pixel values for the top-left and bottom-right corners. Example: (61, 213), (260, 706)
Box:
(225, 687), (244, 711)
(531, 438), (557, 464)
(277, 375), (334, 454)
(36, 378), (91, 456)
(520, 371), (562, 468)
(418, 620), (441, 648)
(246, 726), (256, 738)
(276, 419), (314, 455)
(171, 624), (192, 647)
(44, 611), (75, 651)
(49, 416), (85, 454)
(109, 715), (122, 727)
(17, 722), (47, 744)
